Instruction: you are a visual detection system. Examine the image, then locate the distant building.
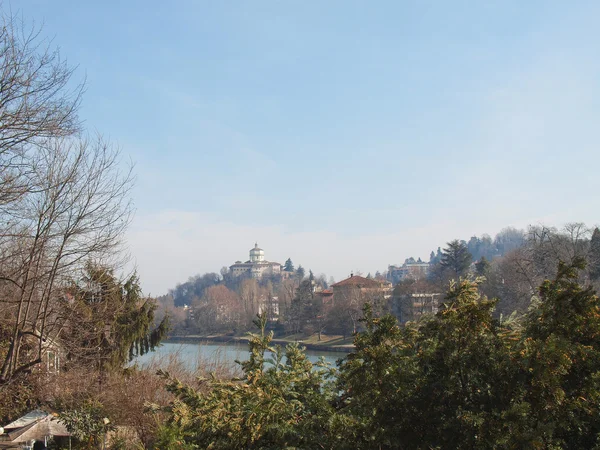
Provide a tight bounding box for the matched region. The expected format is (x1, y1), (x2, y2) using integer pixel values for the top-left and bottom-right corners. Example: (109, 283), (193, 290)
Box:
(387, 258), (430, 285)
(391, 287), (442, 324)
(331, 274), (392, 304)
(258, 295), (280, 321)
(314, 288), (334, 311)
(230, 243), (282, 279)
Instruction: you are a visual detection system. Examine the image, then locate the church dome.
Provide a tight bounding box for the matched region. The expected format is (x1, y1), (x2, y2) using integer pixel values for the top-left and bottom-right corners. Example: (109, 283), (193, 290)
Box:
(249, 243), (265, 262)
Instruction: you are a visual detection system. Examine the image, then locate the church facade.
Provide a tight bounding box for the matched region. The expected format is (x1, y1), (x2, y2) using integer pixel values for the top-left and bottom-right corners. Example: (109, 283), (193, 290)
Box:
(230, 243), (282, 279)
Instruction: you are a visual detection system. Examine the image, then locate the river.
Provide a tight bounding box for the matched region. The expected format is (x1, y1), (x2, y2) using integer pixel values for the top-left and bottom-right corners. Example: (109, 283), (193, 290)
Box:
(134, 341), (348, 372)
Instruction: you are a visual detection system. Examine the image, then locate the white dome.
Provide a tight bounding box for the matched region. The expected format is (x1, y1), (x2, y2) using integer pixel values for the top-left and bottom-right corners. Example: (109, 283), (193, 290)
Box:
(249, 243), (265, 262)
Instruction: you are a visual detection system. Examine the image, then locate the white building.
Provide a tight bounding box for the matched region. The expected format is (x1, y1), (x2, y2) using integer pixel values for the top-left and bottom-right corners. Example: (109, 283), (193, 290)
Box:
(230, 243), (282, 279)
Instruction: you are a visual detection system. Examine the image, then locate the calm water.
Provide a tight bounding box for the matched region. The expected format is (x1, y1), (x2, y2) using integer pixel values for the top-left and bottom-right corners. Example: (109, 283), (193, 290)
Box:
(134, 341), (348, 371)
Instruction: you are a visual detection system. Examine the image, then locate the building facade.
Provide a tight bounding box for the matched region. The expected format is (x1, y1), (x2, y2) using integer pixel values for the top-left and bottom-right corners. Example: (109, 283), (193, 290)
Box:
(391, 292), (441, 324)
(230, 243), (282, 279)
(388, 259), (430, 285)
(331, 274), (392, 305)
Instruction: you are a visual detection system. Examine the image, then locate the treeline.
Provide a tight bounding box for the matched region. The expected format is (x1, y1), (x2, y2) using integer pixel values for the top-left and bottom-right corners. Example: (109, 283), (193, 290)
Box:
(427, 226), (526, 265)
(167, 260), (321, 308)
(154, 260), (600, 449)
(161, 224), (600, 339)
(395, 223), (600, 318)
(156, 260), (334, 336)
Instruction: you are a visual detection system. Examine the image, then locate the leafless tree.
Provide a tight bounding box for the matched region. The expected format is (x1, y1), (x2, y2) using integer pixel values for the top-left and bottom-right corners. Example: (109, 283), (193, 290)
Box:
(486, 223), (595, 316)
(0, 10), (83, 207)
(0, 136), (133, 383)
(0, 9), (132, 385)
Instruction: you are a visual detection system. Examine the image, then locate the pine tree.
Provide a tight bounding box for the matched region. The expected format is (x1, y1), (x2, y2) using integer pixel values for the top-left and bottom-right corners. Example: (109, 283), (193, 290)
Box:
(440, 240), (473, 277)
(475, 256), (490, 276)
(284, 258), (294, 272)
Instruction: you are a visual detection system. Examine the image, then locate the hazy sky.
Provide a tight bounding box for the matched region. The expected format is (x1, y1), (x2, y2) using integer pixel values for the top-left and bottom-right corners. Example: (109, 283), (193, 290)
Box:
(11, 1), (600, 295)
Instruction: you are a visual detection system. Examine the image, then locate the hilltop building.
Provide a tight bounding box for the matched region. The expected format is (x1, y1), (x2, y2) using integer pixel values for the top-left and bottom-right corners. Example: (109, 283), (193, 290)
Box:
(230, 243), (282, 279)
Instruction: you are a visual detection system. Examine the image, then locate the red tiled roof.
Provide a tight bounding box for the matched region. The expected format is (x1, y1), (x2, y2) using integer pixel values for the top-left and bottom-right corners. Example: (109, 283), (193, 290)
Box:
(331, 275), (383, 288)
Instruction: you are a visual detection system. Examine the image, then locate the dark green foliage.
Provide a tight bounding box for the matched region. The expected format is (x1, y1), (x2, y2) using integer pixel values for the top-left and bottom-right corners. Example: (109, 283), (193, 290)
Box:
(475, 256), (491, 276)
(517, 257), (600, 448)
(289, 279), (315, 334)
(296, 265), (306, 280)
(338, 281), (519, 449)
(440, 239), (473, 277)
(64, 265), (168, 371)
(284, 258), (295, 272)
(60, 401), (114, 449)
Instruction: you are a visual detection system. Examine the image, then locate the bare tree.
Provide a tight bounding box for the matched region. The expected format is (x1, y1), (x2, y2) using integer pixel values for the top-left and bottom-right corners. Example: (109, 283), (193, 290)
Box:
(0, 136), (133, 383)
(486, 223), (595, 317)
(0, 9), (131, 385)
(0, 10), (83, 207)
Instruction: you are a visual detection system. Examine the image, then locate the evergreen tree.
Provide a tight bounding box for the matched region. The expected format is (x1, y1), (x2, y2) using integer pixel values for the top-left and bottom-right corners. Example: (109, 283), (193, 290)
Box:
(440, 239), (473, 277)
(64, 265), (169, 371)
(155, 314), (337, 449)
(475, 256), (491, 276)
(283, 258), (294, 272)
(296, 265), (305, 280)
(519, 258), (600, 448)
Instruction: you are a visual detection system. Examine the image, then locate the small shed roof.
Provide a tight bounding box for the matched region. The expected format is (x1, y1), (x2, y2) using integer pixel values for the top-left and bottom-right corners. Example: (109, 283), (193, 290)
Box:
(16, 416), (70, 441)
(3, 410), (47, 430)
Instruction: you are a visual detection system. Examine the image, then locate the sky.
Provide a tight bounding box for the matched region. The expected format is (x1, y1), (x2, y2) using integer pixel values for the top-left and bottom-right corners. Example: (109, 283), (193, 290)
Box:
(9, 1), (600, 295)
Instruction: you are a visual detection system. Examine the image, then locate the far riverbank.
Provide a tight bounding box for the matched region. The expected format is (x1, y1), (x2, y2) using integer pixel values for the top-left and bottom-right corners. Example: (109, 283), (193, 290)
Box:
(166, 334), (355, 353)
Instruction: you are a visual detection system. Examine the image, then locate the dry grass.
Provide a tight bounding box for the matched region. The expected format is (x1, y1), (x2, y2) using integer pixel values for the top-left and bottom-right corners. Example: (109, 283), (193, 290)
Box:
(34, 346), (242, 448)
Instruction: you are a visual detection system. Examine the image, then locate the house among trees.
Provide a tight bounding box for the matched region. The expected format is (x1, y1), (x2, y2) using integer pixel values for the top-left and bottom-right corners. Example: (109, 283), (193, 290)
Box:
(332, 274), (392, 298)
(330, 274), (392, 310)
(314, 288), (334, 310)
(391, 292), (442, 324)
(229, 243), (282, 278)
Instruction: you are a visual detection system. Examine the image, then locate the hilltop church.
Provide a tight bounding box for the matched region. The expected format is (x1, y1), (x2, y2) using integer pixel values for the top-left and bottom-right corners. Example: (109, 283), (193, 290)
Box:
(229, 243), (282, 278)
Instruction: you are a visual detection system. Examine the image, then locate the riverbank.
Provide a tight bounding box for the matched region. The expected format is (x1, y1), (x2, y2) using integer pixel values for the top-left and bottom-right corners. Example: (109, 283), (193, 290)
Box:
(167, 333), (355, 353)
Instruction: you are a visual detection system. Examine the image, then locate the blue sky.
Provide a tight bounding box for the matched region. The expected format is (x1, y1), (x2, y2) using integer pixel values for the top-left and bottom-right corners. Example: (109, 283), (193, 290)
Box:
(11, 1), (600, 294)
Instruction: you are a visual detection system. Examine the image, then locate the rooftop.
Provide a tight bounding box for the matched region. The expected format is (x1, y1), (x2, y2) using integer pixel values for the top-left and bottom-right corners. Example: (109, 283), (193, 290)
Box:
(332, 275), (384, 289)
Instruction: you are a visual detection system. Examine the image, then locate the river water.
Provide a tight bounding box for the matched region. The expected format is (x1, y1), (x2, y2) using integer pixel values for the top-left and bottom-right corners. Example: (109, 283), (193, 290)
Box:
(134, 341), (348, 372)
